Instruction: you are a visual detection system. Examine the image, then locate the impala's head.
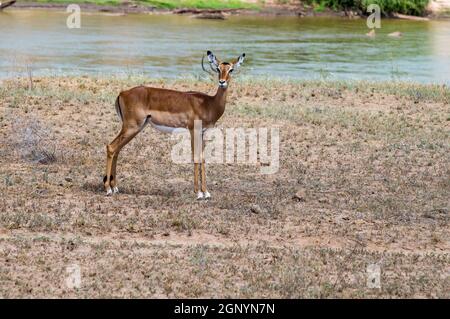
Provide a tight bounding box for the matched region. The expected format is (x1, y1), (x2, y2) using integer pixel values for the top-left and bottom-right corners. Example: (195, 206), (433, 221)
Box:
(206, 50), (245, 89)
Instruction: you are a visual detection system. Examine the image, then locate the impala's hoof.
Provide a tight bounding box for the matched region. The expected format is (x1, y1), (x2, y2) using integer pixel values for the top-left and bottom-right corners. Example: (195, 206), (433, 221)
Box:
(204, 191), (211, 199)
(196, 192), (204, 200)
(113, 186), (119, 194)
(106, 188), (113, 196)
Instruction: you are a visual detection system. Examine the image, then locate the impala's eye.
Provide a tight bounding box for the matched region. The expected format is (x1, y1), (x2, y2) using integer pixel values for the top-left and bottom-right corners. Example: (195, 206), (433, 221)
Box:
(229, 69), (234, 73)
(216, 67), (220, 72)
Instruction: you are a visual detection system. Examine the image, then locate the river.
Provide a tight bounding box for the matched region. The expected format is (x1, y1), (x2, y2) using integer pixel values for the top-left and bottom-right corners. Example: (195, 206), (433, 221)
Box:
(1, 9), (449, 83)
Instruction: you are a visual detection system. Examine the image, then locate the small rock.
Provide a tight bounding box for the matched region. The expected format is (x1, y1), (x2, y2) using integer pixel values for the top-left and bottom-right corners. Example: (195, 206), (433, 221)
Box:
(422, 212), (435, 219)
(388, 31), (402, 37)
(66, 240), (76, 251)
(293, 190), (306, 202)
(366, 29), (376, 37)
(250, 204), (263, 214)
(65, 177), (73, 182)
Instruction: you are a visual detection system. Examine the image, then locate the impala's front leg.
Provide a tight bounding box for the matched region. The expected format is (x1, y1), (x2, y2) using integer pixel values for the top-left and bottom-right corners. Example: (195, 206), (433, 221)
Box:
(201, 136), (210, 199)
(190, 128), (203, 200)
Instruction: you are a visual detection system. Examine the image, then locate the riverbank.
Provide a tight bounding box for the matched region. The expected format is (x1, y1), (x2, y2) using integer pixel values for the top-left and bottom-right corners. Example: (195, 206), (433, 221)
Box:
(5, 0), (442, 18)
(7, 1), (342, 17)
(1, 76), (448, 297)
(6, 0), (450, 20)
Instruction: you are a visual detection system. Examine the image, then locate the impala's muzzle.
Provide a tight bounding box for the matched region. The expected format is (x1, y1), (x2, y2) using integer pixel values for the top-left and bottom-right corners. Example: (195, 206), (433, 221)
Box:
(218, 79), (227, 88)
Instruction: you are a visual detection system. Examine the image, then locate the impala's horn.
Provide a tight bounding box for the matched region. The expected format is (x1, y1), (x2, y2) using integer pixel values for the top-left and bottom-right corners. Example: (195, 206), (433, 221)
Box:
(201, 55), (215, 77)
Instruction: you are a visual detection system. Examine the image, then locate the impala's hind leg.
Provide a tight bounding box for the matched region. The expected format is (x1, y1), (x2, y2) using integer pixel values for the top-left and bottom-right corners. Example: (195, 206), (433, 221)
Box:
(104, 123), (143, 195)
(104, 129), (124, 195)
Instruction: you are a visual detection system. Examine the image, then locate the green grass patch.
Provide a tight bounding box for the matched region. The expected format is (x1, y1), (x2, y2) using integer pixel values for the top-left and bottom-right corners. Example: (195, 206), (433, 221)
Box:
(32, 0), (259, 9)
(35, 0), (122, 5)
(140, 0), (258, 9)
(313, 2), (326, 12)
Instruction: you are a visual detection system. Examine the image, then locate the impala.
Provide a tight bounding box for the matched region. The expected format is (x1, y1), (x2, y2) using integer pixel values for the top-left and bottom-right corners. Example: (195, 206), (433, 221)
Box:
(103, 50), (245, 199)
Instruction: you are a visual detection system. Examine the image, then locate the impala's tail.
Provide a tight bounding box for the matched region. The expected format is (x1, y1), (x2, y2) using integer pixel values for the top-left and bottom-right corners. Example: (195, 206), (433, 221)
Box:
(114, 96), (123, 122)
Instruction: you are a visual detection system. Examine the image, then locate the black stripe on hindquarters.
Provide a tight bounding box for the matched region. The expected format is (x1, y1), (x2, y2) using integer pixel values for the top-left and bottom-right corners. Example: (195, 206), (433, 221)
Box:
(115, 96), (123, 121)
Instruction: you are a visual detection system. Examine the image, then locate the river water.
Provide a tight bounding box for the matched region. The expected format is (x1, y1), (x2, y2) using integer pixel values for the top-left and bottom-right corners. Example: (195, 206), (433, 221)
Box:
(1, 9), (449, 83)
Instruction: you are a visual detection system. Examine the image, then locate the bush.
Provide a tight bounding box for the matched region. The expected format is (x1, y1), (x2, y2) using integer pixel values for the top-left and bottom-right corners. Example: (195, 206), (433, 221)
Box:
(305, 0), (430, 16)
(360, 0), (429, 16)
(10, 118), (60, 164)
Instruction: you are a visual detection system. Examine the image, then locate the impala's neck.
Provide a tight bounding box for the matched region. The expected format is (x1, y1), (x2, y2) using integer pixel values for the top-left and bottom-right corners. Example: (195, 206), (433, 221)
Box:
(213, 86), (228, 115)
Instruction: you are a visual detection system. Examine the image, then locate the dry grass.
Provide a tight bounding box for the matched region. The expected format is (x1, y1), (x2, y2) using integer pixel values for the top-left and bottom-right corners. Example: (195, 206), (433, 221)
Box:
(0, 76), (449, 298)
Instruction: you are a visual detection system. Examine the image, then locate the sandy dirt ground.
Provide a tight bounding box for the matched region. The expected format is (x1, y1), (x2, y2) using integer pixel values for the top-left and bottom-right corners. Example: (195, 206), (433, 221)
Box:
(0, 76), (449, 298)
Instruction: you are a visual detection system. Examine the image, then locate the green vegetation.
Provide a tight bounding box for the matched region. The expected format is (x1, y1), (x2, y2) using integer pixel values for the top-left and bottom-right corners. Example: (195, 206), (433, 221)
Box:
(27, 0), (430, 15)
(361, 0), (430, 16)
(140, 0), (258, 9)
(306, 0), (430, 16)
(35, 0), (259, 9)
(36, 0), (121, 5)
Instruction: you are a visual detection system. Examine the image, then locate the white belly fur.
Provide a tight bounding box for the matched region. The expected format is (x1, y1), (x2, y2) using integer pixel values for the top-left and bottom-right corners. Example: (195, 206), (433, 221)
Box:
(150, 121), (188, 134)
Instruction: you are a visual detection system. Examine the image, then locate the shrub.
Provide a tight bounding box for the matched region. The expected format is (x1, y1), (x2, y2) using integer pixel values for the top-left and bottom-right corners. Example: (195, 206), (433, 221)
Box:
(360, 0), (429, 16)
(305, 0), (430, 16)
(10, 118), (60, 164)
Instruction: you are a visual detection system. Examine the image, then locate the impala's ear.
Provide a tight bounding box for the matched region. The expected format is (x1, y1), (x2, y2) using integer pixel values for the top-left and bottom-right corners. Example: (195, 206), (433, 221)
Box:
(234, 53), (245, 68)
(207, 50), (219, 68)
